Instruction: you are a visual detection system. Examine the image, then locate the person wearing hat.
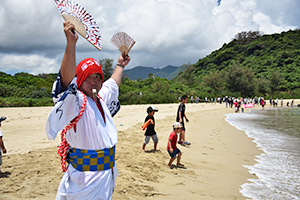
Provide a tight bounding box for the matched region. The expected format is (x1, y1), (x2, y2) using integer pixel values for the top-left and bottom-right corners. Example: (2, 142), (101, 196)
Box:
(142, 106), (159, 152)
(46, 21), (130, 200)
(166, 122), (184, 169)
(0, 117), (7, 172)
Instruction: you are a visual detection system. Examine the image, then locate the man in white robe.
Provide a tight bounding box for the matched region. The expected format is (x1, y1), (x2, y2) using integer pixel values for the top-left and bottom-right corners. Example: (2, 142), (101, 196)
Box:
(46, 21), (130, 200)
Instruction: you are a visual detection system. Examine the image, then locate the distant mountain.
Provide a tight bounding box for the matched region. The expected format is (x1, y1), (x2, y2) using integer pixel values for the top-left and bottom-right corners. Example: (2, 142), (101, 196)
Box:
(123, 65), (183, 80)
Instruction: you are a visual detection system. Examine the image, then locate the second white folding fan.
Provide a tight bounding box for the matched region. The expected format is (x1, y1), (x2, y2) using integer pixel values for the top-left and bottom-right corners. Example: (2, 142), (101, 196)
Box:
(111, 32), (136, 55)
(51, 0), (102, 51)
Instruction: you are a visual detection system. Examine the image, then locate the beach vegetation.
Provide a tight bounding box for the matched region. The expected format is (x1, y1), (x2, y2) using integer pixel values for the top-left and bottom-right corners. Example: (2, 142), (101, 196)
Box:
(1, 29), (300, 106)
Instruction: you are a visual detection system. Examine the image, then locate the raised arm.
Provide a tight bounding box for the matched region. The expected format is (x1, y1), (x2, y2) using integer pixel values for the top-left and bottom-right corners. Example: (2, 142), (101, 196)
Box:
(60, 21), (78, 88)
(111, 52), (131, 86)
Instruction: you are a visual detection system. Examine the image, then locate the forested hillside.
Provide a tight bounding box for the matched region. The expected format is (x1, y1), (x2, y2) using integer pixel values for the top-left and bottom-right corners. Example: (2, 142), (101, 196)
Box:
(1, 29), (300, 107)
(173, 29), (300, 98)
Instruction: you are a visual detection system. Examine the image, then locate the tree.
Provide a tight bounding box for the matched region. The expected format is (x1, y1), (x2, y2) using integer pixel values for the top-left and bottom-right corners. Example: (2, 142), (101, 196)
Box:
(226, 63), (256, 97)
(256, 77), (270, 96)
(180, 62), (195, 85)
(148, 73), (155, 79)
(269, 70), (281, 94)
(233, 31), (263, 44)
(99, 58), (114, 81)
(202, 71), (225, 93)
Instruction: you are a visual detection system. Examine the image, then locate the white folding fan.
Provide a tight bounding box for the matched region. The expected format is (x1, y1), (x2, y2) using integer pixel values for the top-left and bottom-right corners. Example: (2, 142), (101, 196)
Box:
(51, 0), (102, 51)
(110, 32), (136, 55)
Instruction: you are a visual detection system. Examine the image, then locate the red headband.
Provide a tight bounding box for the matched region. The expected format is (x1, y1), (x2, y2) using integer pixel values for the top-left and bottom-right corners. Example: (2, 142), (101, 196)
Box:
(76, 58), (103, 88)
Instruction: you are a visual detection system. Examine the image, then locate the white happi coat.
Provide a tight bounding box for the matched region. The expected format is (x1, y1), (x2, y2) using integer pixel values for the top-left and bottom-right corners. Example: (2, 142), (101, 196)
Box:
(46, 75), (120, 200)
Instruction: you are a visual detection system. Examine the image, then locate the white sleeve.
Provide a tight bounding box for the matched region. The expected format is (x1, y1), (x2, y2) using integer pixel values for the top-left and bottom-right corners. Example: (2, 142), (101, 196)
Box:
(46, 78), (83, 140)
(0, 130), (3, 137)
(99, 78), (120, 117)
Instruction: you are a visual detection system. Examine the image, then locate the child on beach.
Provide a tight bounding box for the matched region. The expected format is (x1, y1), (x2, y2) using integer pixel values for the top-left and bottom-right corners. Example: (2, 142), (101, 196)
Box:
(0, 117), (7, 172)
(142, 106), (159, 152)
(167, 122), (184, 169)
(176, 95), (190, 145)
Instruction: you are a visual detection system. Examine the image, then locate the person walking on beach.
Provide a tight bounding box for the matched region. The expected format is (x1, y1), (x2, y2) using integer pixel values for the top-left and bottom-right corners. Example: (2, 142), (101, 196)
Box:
(261, 98), (265, 110)
(176, 95), (190, 145)
(142, 106), (159, 152)
(196, 96), (199, 104)
(46, 21), (130, 200)
(0, 117), (7, 172)
(234, 100), (239, 113)
(167, 122), (184, 169)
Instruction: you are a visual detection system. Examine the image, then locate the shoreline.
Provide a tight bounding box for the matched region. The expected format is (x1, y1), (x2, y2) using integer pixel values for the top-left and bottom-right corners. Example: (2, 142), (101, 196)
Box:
(0, 102), (264, 199)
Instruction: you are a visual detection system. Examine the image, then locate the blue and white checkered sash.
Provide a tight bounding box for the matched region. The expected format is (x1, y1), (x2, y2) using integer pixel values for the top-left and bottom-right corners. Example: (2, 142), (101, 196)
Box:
(68, 146), (115, 171)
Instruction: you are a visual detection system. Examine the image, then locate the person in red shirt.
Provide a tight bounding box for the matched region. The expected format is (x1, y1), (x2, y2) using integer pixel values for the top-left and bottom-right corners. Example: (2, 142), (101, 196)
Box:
(167, 122), (184, 169)
(261, 98), (265, 110)
(234, 100), (239, 113)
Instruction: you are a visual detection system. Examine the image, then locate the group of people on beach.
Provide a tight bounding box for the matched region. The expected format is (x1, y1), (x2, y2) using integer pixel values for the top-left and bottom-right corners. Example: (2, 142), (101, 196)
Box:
(189, 95), (295, 112)
(142, 95), (190, 169)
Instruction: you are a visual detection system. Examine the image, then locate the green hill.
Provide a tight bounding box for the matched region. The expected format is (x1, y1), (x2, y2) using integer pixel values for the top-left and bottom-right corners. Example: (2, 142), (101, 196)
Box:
(174, 29), (300, 98)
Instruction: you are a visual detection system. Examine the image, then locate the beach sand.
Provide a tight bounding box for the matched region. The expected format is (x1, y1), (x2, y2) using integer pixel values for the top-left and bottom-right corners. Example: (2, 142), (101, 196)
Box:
(0, 101), (270, 199)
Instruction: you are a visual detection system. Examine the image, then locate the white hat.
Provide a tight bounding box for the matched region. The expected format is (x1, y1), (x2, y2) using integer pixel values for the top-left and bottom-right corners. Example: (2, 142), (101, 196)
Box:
(173, 122), (182, 129)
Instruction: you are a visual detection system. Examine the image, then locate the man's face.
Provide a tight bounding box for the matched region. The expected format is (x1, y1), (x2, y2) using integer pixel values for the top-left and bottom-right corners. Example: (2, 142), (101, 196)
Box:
(79, 73), (103, 97)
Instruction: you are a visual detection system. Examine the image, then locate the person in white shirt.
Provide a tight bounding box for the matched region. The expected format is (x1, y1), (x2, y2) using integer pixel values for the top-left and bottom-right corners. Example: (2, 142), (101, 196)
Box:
(46, 21), (130, 200)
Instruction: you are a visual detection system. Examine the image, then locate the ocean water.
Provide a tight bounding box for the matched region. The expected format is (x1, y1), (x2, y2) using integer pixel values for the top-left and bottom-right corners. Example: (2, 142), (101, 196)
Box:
(225, 107), (300, 200)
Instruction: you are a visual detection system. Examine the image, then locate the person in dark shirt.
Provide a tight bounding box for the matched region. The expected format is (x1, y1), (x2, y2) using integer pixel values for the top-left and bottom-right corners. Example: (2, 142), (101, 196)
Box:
(176, 95), (190, 145)
(0, 117), (7, 172)
(142, 106), (159, 152)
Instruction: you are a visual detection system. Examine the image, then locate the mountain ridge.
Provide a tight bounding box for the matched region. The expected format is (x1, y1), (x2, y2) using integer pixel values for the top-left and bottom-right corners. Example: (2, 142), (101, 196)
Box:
(123, 65), (183, 80)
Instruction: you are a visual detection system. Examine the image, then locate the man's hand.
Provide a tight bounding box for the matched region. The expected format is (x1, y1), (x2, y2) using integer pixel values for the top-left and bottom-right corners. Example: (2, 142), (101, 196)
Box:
(118, 52), (131, 67)
(63, 21), (78, 44)
(2, 148), (6, 154)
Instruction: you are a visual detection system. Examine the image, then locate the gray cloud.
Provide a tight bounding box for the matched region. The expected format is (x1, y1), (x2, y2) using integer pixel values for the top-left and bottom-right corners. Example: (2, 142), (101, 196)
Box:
(0, 0), (299, 75)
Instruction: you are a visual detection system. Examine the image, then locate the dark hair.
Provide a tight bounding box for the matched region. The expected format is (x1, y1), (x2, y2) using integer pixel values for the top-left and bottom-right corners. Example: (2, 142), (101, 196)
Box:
(182, 95), (188, 100)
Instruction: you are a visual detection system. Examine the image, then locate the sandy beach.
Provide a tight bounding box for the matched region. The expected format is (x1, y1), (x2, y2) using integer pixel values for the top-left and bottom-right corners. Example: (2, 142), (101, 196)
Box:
(0, 101), (269, 199)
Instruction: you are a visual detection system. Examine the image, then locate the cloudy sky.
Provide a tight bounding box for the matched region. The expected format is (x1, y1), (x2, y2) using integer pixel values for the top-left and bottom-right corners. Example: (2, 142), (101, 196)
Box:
(0, 0), (299, 75)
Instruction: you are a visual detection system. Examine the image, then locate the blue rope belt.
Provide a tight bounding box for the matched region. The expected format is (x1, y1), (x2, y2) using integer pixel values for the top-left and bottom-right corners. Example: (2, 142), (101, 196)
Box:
(68, 146), (115, 172)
